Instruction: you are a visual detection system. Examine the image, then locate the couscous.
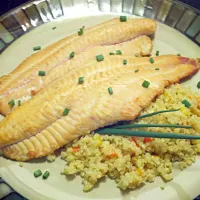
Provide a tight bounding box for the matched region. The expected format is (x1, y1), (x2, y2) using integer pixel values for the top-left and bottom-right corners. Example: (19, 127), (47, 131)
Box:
(60, 84), (200, 191)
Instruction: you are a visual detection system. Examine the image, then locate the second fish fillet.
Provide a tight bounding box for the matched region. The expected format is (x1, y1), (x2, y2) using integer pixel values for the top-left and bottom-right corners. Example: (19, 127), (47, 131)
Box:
(0, 55), (199, 161)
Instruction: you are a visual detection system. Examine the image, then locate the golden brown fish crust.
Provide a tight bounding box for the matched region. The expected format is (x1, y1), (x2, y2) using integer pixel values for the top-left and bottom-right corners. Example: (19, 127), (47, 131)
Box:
(1, 56), (199, 161)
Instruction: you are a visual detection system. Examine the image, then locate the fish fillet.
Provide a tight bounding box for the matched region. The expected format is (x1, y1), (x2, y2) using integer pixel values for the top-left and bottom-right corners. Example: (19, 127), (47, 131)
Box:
(0, 18), (156, 115)
(0, 35), (152, 115)
(0, 55), (199, 161)
(0, 18), (128, 91)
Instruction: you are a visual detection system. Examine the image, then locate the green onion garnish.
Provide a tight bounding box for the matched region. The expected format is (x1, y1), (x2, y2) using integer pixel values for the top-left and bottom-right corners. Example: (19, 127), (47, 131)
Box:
(197, 81), (200, 89)
(96, 54), (104, 62)
(38, 71), (46, 76)
(78, 30), (83, 36)
(78, 26), (85, 36)
(182, 99), (191, 108)
(109, 52), (115, 55)
(149, 57), (154, 64)
(135, 69), (139, 73)
(63, 108), (70, 116)
(155, 68), (160, 70)
(177, 53), (181, 56)
(108, 87), (113, 95)
(142, 80), (150, 88)
(156, 50), (159, 56)
(34, 169), (42, 178)
(136, 109), (180, 119)
(42, 171), (50, 179)
(78, 29), (83, 36)
(116, 50), (122, 55)
(8, 99), (15, 107)
(161, 186), (165, 190)
(33, 46), (41, 51)
(97, 128), (200, 140)
(78, 76), (84, 84)
(123, 60), (127, 65)
(52, 27), (56, 30)
(111, 123), (192, 129)
(18, 100), (21, 107)
(120, 16), (127, 22)
(69, 51), (75, 59)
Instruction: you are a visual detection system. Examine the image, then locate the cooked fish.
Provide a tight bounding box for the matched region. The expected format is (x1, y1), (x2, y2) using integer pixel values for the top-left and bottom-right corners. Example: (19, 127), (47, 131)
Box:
(0, 35), (152, 115)
(0, 18), (156, 115)
(0, 55), (199, 161)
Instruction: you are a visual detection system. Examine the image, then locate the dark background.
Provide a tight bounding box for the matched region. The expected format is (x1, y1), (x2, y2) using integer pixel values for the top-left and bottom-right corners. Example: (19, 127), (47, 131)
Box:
(0, 0), (200, 16)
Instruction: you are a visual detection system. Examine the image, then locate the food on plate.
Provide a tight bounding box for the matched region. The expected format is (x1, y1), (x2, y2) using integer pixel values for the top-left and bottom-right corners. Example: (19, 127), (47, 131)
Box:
(0, 55), (199, 161)
(0, 18), (156, 116)
(61, 84), (200, 191)
(0, 36), (152, 115)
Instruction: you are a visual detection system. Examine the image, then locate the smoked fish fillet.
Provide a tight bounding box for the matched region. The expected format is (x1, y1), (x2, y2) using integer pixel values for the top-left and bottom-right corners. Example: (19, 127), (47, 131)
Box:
(0, 18), (156, 115)
(0, 35), (152, 115)
(1, 55), (199, 161)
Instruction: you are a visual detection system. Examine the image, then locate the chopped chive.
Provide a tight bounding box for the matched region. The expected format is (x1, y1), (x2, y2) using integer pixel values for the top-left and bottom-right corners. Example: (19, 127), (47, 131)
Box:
(155, 68), (160, 70)
(156, 50), (159, 56)
(197, 81), (200, 89)
(182, 99), (191, 108)
(108, 87), (113, 95)
(149, 57), (154, 64)
(109, 52), (115, 55)
(142, 80), (150, 88)
(52, 27), (56, 30)
(123, 60), (127, 65)
(33, 46), (41, 51)
(38, 70), (46, 76)
(42, 171), (50, 179)
(34, 169), (42, 178)
(63, 108), (70, 116)
(177, 53), (181, 56)
(136, 109), (180, 119)
(135, 69), (139, 73)
(135, 53), (139, 57)
(78, 26), (85, 36)
(120, 16), (127, 22)
(8, 99), (15, 107)
(18, 100), (21, 106)
(78, 76), (84, 84)
(116, 50), (122, 55)
(96, 54), (104, 62)
(161, 186), (165, 190)
(69, 51), (75, 59)
(78, 29), (83, 36)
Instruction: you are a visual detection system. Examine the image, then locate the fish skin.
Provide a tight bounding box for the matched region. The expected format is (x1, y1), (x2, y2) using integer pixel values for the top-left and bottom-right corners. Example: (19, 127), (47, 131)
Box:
(1, 56), (199, 161)
(0, 18), (156, 116)
(0, 35), (153, 115)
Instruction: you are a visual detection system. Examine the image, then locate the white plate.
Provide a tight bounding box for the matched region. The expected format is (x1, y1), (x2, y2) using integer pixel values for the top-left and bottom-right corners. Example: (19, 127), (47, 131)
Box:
(0, 14), (200, 200)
